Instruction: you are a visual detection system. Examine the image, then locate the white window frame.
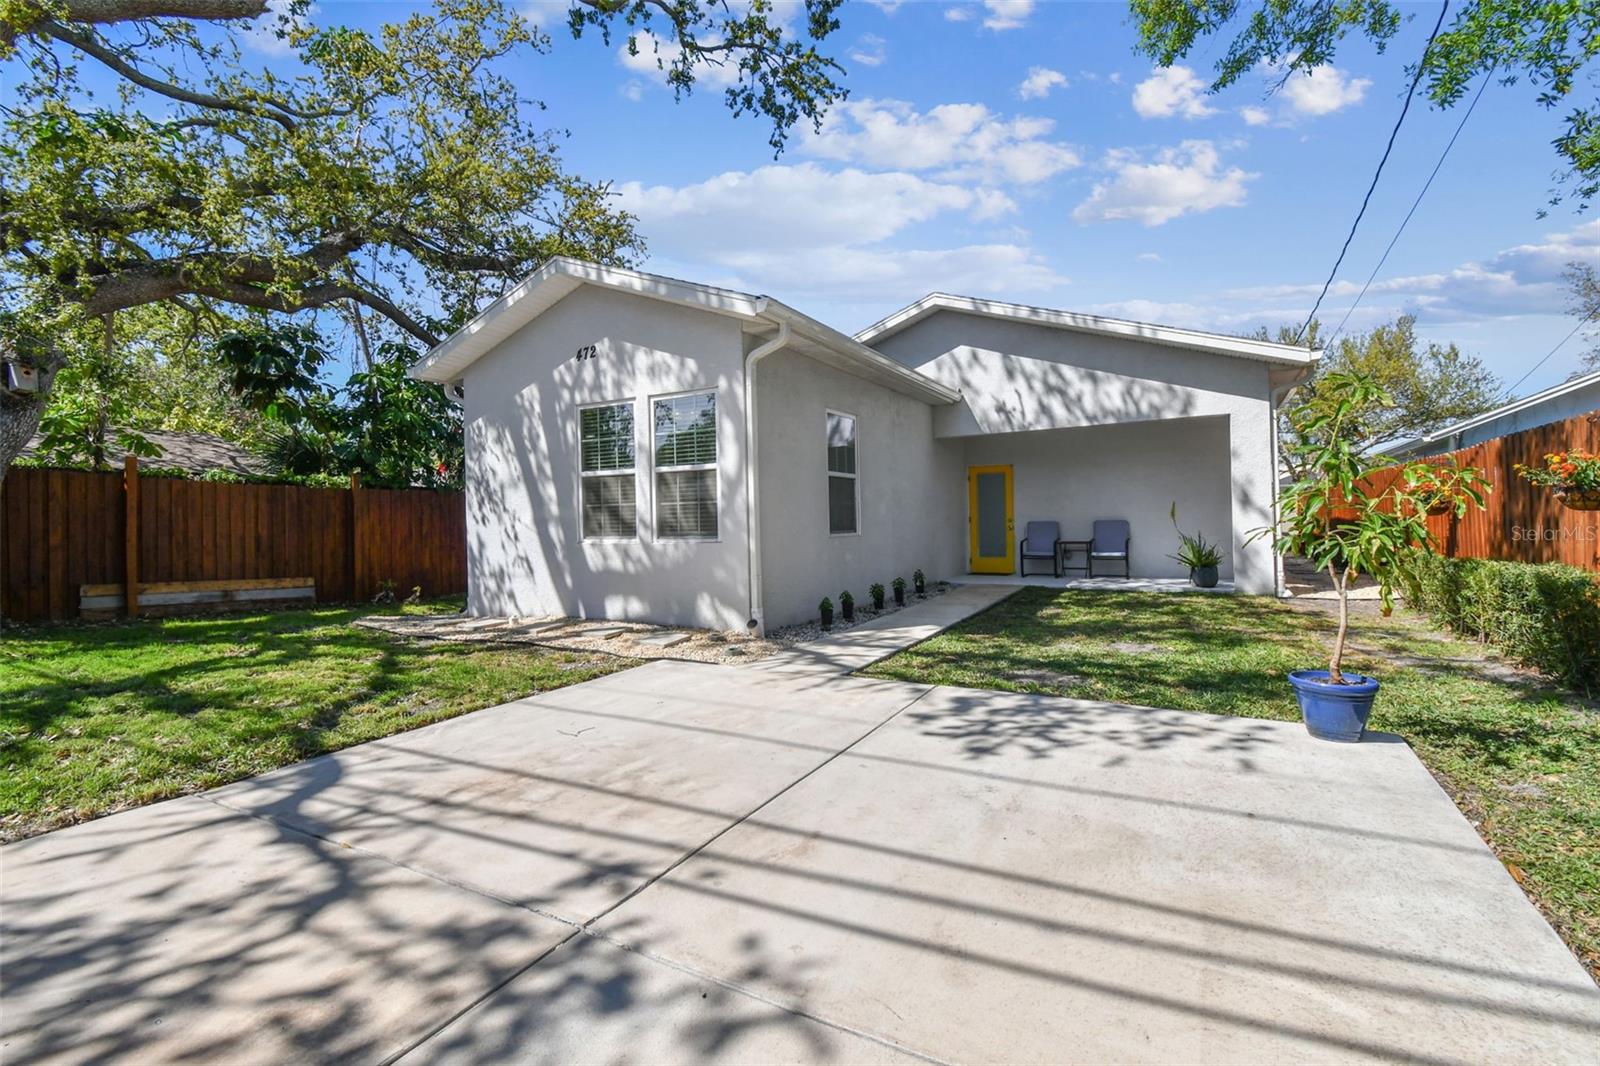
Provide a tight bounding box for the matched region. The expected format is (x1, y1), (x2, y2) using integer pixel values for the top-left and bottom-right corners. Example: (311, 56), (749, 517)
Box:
(826, 408), (860, 537)
(577, 397), (638, 542)
(651, 388), (720, 542)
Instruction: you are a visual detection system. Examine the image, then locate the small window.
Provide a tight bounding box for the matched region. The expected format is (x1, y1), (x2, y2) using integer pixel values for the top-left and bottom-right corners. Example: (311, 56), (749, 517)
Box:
(654, 392), (718, 539)
(579, 402), (636, 539)
(827, 411), (858, 535)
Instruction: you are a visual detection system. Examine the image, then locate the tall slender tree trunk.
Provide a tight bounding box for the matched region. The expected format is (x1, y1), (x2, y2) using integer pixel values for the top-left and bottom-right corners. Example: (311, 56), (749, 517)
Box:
(1328, 563), (1351, 683)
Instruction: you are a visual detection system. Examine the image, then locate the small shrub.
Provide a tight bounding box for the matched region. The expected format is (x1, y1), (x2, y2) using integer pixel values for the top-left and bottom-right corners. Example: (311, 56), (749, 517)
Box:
(818, 596), (834, 629)
(913, 569), (926, 595)
(1398, 554), (1600, 694)
(869, 582), (886, 610)
(840, 589), (855, 622)
(892, 576), (906, 605)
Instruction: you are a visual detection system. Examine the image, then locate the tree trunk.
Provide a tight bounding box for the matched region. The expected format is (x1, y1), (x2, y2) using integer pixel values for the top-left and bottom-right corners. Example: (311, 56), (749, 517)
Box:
(0, 342), (67, 485)
(1328, 563), (1351, 684)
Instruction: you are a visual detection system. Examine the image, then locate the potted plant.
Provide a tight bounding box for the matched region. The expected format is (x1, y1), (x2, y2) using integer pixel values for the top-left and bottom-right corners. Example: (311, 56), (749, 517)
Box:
(839, 589), (855, 623)
(892, 576), (906, 606)
(913, 569), (926, 596)
(1260, 371), (1489, 742)
(1168, 503), (1223, 588)
(819, 596), (834, 630)
(1515, 450), (1600, 511)
(869, 582), (886, 611)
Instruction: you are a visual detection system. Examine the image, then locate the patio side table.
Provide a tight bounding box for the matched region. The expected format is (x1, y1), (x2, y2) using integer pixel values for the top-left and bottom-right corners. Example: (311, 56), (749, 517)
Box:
(1056, 540), (1090, 577)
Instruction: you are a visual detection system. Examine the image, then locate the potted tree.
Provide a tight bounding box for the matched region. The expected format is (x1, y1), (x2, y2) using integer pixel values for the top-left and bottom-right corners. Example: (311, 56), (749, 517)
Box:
(819, 596), (834, 630)
(1168, 503), (1223, 588)
(1260, 371), (1488, 742)
(839, 589), (855, 623)
(1516, 450), (1600, 511)
(892, 576), (906, 606)
(869, 582), (886, 611)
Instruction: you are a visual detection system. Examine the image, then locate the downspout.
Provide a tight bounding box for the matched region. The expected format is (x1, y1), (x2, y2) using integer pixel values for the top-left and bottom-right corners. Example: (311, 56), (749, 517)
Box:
(743, 317), (792, 635)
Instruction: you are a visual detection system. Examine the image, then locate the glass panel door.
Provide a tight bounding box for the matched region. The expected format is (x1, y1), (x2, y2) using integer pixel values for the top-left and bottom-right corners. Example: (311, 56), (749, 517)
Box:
(967, 465), (1014, 573)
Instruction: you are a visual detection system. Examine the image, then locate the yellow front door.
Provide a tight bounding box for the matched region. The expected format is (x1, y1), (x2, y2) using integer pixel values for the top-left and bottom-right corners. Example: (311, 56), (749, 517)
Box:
(967, 465), (1014, 573)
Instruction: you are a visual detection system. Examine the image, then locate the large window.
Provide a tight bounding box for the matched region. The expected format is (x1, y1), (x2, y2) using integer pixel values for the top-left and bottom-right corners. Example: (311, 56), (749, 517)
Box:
(579, 401), (636, 539)
(827, 410), (858, 535)
(654, 391), (718, 539)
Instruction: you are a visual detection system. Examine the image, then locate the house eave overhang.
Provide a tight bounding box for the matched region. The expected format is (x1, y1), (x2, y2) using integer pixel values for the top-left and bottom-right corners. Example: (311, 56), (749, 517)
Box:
(408, 257), (959, 406)
(854, 293), (1322, 367)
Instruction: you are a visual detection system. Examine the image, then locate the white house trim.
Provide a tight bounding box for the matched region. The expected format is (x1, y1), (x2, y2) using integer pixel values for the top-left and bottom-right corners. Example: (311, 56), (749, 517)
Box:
(855, 293), (1319, 367)
(1377, 368), (1600, 458)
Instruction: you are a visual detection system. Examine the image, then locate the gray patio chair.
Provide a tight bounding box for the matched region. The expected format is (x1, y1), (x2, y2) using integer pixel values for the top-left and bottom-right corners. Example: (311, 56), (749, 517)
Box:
(1089, 519), (1131, 579)
(1019, 521), (1062, 578)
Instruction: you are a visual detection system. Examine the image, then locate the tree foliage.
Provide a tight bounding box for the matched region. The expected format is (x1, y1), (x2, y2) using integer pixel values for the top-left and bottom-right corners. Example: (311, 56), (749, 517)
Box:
(1129, 0), (1600, 211)
(1567, 260), (1600, 374)
(1259, 315), (1502, 457)
(0, 0), (848, 479)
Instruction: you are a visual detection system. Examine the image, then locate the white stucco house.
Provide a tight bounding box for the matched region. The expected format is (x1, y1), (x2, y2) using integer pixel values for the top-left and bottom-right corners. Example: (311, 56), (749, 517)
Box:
(411, 258), (1318, 632)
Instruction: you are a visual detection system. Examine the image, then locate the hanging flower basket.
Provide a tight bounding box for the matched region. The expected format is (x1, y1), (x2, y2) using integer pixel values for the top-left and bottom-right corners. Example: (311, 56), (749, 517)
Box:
(1516, 451), (1600, 511)
(1556, 487), (1600, 511)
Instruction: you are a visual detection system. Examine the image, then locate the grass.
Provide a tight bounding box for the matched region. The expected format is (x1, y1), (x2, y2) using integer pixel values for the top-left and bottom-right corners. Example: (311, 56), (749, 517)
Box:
(0, 600), (633, 842)
(863, 587), (1600, 982)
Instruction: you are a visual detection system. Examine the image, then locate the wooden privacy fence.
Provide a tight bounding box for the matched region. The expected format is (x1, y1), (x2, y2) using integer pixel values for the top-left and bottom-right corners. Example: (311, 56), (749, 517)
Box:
(1360, 408), (1600, 572)
(1, 459), (467, 622)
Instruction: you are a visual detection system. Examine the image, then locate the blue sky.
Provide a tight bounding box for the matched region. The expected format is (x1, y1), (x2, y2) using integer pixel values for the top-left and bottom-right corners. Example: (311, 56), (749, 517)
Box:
(179, 1), (1600, 394)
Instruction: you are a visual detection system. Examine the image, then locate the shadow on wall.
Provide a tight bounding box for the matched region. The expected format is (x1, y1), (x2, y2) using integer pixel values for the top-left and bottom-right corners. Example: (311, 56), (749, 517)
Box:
(467, 338), (751, 629)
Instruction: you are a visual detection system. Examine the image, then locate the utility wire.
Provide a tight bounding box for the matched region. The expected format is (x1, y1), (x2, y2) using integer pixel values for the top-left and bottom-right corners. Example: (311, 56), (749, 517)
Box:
(1498, 311), (1598, 401)
(1324, 64), (1494, 350)
(1296, 0), (1451, 344)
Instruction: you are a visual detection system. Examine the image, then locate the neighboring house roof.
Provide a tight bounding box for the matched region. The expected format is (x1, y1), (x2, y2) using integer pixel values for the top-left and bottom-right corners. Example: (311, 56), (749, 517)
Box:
(1378, 368), (1600, 457)
(22, 428), (270, 476)
(410, 257), (961, 405)
(853, 293), (1320, 367)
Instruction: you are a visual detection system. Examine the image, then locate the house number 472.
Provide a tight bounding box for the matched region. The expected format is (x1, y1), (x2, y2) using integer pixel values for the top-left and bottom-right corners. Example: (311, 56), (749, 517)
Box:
(574, 345), (598, 361)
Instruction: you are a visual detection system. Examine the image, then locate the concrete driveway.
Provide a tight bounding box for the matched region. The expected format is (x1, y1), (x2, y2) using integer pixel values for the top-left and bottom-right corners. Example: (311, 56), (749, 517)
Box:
(4, 659), (1598, 1064)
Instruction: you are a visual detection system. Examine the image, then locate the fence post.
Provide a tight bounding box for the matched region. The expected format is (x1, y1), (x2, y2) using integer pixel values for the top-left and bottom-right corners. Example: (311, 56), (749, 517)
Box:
(349, 472), (362, 602)
(124, 455), (140, 617)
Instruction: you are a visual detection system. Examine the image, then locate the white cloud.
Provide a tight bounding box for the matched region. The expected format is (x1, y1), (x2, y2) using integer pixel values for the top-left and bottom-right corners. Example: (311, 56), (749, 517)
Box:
(849, 34), (887, 68)
(1072, 141), (1255, 226)
(982, 0), (1033, 31)
(803, 98), (1080, 185)
(619, 30), (739, 89)
(1138, 252), (1163, 263)
(240, 0), (313, 57)
(619, 81), (644, 103)
(1131, 66), (1216, 120)
(863, 0), (904, 11)
(1240, 105), (1271, 126)
(1107, 71), (1123, 85)
(616, 164), (1015, 252)
(1017, 66), (1068, 100)
(1280, 65), (1371, 116)
(709, 244), (1066, 304)
(944, 7), (973, 22)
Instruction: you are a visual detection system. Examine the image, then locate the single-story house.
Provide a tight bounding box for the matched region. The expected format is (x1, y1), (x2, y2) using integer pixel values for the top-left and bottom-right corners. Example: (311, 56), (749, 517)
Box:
(1379, 367), (1600, 460)
(411, 258), (1318, 632)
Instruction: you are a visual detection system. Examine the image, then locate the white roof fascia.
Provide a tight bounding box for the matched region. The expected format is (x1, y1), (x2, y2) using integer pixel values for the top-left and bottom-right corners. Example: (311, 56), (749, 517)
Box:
(855, 293), (1320, 366)
(1382, 367), (1600, 455)
(759, 302), (960, 406)
(410, 257), (767, 384)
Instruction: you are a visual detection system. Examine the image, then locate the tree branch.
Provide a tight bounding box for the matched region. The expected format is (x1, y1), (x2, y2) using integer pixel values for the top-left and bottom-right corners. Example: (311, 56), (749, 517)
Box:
(58, 0), (269, 24)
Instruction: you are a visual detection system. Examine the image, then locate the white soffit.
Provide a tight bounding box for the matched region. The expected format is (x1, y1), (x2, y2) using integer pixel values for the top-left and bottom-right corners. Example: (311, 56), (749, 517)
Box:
(855, 293), (1320, 366)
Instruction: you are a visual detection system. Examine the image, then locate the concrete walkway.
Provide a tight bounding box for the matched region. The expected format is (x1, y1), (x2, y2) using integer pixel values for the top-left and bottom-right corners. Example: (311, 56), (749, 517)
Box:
(5, 664), (1600, 1062)
(751, 582), (1019, 676)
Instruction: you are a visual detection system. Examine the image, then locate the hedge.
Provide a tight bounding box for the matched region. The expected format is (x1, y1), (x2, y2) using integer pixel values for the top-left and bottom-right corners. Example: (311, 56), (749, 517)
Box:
(1398, 553), (1600, 694)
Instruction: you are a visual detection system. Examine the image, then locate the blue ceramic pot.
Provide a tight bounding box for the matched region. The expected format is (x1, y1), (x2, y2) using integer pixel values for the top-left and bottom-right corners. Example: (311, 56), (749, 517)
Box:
(1288, 670), (1380, 742)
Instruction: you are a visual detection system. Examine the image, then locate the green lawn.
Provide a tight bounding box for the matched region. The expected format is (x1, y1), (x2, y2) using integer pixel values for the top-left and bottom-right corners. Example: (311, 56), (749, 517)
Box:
(863, 587), (1600, 982)
(0, 601), (633, 842)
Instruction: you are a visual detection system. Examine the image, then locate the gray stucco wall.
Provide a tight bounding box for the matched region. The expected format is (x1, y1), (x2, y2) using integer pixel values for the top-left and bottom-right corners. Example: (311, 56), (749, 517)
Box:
(460, 285), (752, 629)
(871, 310), (1281, 593)
(755, 349), (961, 629)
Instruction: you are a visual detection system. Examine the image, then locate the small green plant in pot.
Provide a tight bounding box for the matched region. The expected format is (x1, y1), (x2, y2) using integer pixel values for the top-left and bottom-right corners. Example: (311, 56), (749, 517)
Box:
(839, 589), (855, 623)
(869, 582), (886, 611)
(892, 576), (906, 605)
(1258, 371), (1489, 742)
(819, 596), (834, 629)
(913, 569), (926, 596)
(1168, 503), (1223, 588)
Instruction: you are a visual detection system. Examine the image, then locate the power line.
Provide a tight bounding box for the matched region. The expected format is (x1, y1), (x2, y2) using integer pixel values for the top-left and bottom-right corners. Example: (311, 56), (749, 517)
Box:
(1499, 311), (1598, 400)
(1296, 0), (1450, 344)
(1324, 64), (1494, 349)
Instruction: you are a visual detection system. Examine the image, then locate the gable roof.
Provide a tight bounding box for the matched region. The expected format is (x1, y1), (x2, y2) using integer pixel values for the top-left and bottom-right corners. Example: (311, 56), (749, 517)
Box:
(409, 258), (959, 405)
(1379, 368), (1600, 456)
(854, 293), (1320, 366)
